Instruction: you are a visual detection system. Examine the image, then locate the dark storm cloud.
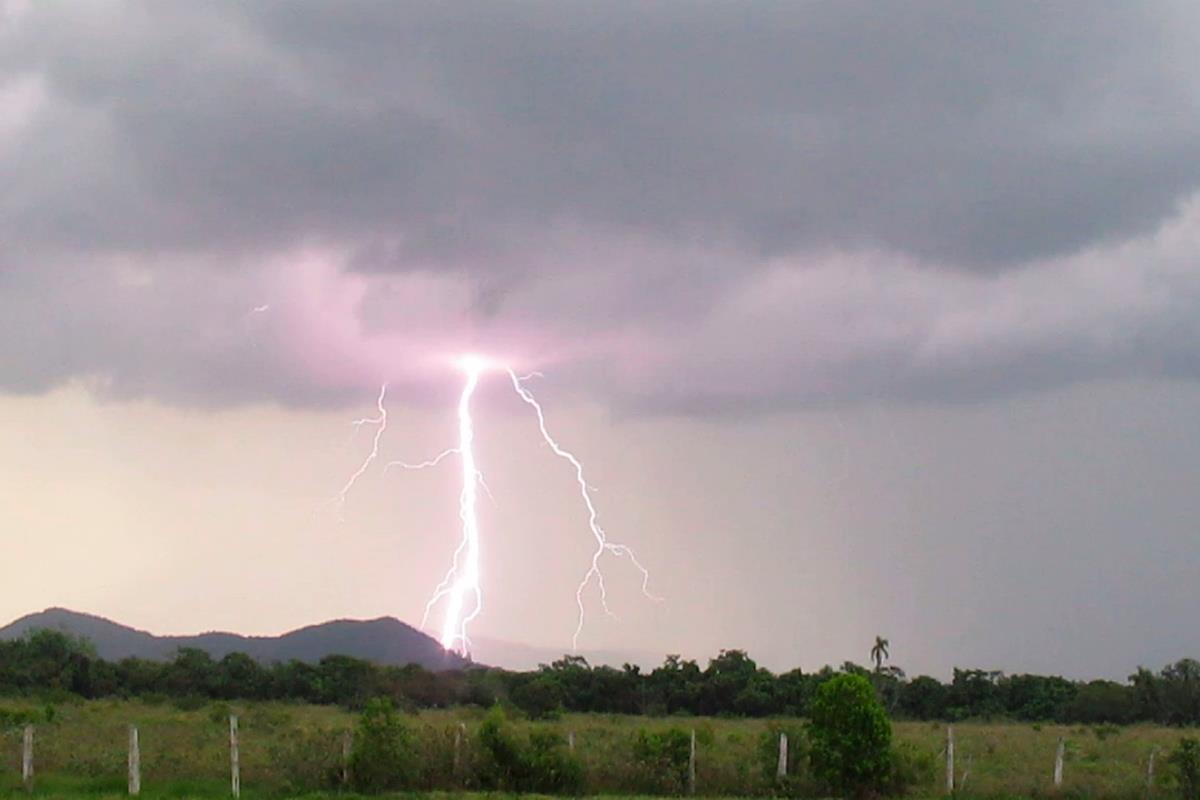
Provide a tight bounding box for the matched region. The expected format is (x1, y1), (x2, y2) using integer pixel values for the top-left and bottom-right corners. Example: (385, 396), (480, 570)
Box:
(2, 0), (1200, 409)
(7, 1), (1200, 263)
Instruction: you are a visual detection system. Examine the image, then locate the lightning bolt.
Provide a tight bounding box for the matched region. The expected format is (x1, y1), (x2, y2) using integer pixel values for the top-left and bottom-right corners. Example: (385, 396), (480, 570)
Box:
(386, 448), (459, 471)
(335, 358), (657, 657)
(333, 383), (388, 511)
(507, 368), (660, 650)
(420, 358), (486, 655)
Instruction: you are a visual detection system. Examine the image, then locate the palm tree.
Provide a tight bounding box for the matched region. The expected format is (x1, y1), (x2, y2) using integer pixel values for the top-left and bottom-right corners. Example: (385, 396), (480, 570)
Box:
(870, 636), (890, 672)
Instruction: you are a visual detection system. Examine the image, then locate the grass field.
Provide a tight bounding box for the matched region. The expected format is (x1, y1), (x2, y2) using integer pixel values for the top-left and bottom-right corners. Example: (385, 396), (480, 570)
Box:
(1, 698), (1195, 798)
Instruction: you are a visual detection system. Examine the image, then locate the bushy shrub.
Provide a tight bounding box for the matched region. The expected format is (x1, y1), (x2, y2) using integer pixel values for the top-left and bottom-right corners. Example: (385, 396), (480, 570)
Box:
(526, 727), (585, 794)
(631, 727), (693, 795)
(477, 706), (526, 788)
(206, 701), (232, 724)
(170, 694), (207, 711)
(349, 698), (417, 792)
(267, 726), (345, 793)
(0, 707), (38, 730)
(882, 741), (937, 796)
(809, 673), (893, 798)
(476, 705), (583, 794)
(1169, 737), (1200, 800)
(412, 723), (463, 790)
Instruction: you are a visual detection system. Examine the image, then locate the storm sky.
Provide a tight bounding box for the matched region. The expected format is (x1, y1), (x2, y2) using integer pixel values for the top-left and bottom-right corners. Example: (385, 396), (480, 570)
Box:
(3, 1), (1199, 679)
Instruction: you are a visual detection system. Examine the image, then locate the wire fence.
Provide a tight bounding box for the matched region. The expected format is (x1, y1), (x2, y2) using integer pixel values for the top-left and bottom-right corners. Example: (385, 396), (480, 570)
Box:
(1, 711), (1192, 797)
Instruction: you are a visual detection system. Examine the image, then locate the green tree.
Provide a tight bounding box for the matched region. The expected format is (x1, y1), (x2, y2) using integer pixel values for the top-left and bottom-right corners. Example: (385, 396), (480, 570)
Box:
(166, 648), (217, 697)
(701, 649), (762, 715)
(269, 660), (322, 702)
(946, 668), (1004, 719)
(1161, 659), (1200, 725)
(776, 668), (818, 716)
(1131, 666), (1164, 722)
(1168, 737), (1200, 800)
(216, 652), (268, 699)
(20, 630), (96, 694)
(316, 655), (379, 708)
(898, 675), (948, 720)
(1060, 680), (1135, 724)
(808, 673), (893, 798)
(1002, 674), (1076, 721)
(510, 673), (564, 719)
(649, 654), (702, 714)
(871, 636), (890, 672)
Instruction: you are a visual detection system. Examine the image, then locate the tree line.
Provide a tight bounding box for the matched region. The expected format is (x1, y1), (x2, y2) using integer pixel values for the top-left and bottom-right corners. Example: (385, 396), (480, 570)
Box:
(3, 629), (1199, 725)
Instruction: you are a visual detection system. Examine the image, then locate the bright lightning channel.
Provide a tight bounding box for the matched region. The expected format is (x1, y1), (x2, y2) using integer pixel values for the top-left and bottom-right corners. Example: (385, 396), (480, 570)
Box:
(507, 368), (660, 650)
(337, 356), (657, 657)
(425, 359), (485, 654)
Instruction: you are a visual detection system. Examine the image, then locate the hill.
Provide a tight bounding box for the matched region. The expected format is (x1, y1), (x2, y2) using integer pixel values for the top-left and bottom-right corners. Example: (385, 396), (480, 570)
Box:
(0, 607), (471, 671)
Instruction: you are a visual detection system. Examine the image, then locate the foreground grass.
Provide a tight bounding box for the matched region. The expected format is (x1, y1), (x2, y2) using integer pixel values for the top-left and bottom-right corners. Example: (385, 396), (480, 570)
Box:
(895, 720), (1183, 798)
(1, 699), (1196, 798)
(4, 797), (582, 800)
(0, 789), (668, 800)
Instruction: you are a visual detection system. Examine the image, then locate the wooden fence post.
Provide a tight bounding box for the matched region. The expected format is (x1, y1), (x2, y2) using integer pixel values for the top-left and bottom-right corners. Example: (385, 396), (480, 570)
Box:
(342, 729), (353, 787)
(688, 728), (697, 795)
(229, 715), (240, 799)
(1054, 736), (1065, 788)
(128, 725), (141, 796)
(453, 723), (465, 779)
(1147, 747), (1159, 795)
(568, 730), (575, 753)
(21, 724), (33, 792)
(777, 732), (788, 779)
(946, 726), (954, 795)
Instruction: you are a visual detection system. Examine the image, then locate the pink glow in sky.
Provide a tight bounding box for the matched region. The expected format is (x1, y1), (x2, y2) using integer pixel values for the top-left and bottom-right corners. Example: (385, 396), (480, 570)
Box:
(3, 1), (1200, 677)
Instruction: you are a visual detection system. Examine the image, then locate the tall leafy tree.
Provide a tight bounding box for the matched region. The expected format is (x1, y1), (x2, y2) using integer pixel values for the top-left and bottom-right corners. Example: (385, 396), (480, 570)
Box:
(870, 636), (890, 672)
(808, 673), (893, 797)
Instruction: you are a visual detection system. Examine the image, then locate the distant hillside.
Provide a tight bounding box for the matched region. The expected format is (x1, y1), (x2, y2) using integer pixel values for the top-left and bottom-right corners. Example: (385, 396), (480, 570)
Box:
(0, 608), (471, 671)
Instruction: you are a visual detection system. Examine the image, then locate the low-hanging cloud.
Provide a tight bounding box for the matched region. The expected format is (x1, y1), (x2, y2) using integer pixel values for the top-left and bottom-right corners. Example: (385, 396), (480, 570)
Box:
(3, 1), (1200, 412)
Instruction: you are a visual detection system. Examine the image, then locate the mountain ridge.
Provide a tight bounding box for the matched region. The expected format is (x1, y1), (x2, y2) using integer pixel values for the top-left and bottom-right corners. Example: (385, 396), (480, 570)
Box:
(0, 607), (472, 671)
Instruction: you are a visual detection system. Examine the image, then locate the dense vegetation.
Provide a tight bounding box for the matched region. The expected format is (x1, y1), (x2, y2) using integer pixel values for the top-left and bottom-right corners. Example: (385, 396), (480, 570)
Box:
(4, 629), (1200, 726)
(2, 699), (1198, 799)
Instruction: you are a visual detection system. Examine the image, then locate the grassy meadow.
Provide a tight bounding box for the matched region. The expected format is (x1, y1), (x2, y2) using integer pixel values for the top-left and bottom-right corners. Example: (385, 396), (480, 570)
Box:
(0, 698), (1195, 798)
